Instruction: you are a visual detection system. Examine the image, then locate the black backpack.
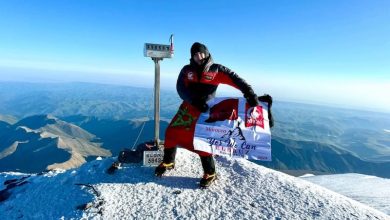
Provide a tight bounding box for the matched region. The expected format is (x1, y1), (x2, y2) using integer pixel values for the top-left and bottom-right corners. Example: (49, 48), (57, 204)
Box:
(117, 141), (159, 163)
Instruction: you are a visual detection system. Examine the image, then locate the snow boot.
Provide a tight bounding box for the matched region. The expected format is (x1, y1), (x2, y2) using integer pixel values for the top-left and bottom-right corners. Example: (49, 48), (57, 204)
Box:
(199, 173), (217, 188)
(199, 155), (216, 188)
(155, 147), (177, 177)
(106, 161), (121, 174)
(155, 162), (175, 177)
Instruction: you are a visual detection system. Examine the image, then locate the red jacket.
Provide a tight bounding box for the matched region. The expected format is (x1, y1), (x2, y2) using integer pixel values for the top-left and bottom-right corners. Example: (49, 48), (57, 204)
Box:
(176, 55), (257, 104)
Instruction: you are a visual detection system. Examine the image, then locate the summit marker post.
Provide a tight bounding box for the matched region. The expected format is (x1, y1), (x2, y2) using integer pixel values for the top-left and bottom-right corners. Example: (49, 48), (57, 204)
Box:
(144, 35), (174, 148)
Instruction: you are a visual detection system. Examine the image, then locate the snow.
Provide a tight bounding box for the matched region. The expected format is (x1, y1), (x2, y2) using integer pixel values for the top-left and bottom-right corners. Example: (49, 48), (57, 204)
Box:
(1, 149), (388, 219)
(16, 126), (39, 134)
(299, 173), (315, 178)
(301, 173), (390, 215)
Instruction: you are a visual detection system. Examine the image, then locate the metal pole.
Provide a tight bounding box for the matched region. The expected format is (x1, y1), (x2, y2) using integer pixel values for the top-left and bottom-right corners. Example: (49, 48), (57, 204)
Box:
(153, 58), (161, 147)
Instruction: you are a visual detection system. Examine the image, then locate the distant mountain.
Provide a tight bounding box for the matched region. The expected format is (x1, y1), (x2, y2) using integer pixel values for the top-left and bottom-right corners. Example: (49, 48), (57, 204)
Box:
(61, 115), (169, 155)
(60, 115), (390, 178)
(256, 136), (390, 178)
(0, 115), (111, 173)
(271, 101), (390, 162)
(0, 114), (18, 124)
(1, 81), (389, 177)
(0, 82), (180, 120)
(0, 120), (12, 141)
(1, 82), (388, 161)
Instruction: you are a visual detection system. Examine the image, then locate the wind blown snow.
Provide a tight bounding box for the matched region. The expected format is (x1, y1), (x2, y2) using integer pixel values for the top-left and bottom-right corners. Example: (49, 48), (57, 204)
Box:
(0, 149), (388, 219)
(301, 173), (390, 215)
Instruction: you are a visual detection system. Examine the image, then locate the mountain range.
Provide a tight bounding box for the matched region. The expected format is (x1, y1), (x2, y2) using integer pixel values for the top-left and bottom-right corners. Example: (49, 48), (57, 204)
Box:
(0, 115), (110, 172)
(260, 137), (390, 178)
(271, 101), (390, 162)
(0, 81), (179, 120)
(60, 115), (169, 156)
(0, 81), (389, 178)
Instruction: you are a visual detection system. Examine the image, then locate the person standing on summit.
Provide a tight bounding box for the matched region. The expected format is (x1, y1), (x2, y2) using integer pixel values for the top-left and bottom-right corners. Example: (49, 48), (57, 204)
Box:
(155, 42), (259, 187)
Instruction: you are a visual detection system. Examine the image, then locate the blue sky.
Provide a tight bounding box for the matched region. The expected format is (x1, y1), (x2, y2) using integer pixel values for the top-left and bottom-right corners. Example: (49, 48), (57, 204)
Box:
(0, 1), (389, 112)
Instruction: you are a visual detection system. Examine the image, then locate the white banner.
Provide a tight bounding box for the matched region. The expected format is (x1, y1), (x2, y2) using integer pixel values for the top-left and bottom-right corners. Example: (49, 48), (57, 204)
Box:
(193, 97), (272, 161)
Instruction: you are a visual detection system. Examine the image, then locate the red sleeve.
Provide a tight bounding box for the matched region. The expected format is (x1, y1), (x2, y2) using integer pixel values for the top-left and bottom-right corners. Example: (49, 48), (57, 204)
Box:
(217, 71), (241, 90)
(215, 64), (257, 97)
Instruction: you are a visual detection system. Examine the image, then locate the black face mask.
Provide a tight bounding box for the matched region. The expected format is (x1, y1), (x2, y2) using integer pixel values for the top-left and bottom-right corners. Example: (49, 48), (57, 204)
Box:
(198, 58), (207, 66)
(192, 56), (209, 73)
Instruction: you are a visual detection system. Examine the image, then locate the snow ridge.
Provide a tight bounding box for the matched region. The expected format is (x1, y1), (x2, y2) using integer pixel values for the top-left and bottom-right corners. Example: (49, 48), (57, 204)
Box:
(0, 149), (388, 219)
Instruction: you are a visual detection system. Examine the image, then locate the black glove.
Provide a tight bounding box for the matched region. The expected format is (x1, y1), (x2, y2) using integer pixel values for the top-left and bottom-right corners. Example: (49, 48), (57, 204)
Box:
(192, 99), (209, 113)
(245, 93), (259, 107)
(258, 94), (274, 128)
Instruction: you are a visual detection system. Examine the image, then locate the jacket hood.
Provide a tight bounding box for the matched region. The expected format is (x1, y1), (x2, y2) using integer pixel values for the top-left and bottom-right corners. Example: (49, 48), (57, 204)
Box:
(190, 42), (210, 58)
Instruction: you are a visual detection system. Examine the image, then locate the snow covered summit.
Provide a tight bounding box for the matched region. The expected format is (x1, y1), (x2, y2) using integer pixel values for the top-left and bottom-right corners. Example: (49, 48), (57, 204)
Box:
(0, 148), (388, 219)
